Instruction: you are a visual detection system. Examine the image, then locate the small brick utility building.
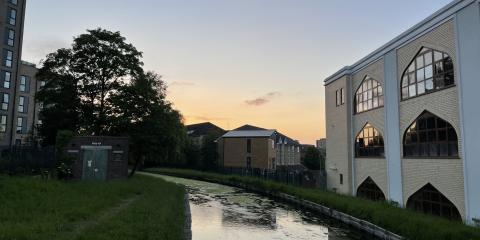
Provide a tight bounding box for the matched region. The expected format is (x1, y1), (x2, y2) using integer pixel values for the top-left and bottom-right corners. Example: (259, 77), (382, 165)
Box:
(65, 136), (129, 180)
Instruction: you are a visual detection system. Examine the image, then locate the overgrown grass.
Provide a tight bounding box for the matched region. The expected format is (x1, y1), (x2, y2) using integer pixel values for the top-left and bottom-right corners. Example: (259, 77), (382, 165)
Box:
(146, 168), (480, 240)
(0, 174), (185, 240)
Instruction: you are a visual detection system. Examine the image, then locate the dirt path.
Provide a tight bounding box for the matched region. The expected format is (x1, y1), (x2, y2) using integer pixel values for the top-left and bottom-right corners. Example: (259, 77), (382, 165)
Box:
(60, 195), (140, 240)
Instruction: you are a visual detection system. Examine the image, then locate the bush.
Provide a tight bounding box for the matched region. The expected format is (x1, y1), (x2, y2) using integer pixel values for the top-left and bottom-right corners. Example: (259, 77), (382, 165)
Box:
(55, 130), (75, 180)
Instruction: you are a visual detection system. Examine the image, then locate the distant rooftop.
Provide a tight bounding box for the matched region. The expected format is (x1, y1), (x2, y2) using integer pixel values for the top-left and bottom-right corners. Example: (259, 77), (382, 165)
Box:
(234, 124), (267, 131)
(222, 130), (276, 138)
(186, 122), (225, 137)
(21, 60), (37, 68)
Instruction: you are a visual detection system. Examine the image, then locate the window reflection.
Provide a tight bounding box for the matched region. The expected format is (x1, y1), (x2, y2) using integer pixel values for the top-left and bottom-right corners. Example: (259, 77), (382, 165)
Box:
(401, 47), (454, 100)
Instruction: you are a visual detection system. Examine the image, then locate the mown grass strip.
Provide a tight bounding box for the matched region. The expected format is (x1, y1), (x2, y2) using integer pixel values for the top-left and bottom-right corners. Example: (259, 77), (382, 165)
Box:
(145, 168), (480, 240)
(0, 174), (185, 240)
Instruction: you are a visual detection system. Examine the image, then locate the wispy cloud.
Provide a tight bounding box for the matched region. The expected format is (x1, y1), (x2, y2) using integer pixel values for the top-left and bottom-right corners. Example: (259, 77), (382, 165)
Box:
(245, 91), (281, 106)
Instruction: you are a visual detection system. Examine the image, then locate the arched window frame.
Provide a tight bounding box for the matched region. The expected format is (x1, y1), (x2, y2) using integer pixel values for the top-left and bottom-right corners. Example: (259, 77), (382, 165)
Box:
(406, 183), (461, 221)
(401, 47), (455, 100)
(357, 177), (386, 202)
(355, 123), (385, 158)
(354, 76), (384, 114)
(403, 111), (459, 158)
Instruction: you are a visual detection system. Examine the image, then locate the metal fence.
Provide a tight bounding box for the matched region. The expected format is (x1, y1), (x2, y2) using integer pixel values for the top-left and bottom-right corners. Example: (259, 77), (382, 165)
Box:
(220, 167), (326, 189)
(0, 145), (56, 175)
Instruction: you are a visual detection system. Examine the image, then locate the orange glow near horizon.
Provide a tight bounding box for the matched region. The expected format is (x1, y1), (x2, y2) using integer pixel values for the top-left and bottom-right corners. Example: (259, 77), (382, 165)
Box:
(167, 81), (326, 145)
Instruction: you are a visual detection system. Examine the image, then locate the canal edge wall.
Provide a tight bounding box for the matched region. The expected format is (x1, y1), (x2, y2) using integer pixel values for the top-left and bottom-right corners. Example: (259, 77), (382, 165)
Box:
(184, 191), (192, 240)
(151, 171), (404, 240)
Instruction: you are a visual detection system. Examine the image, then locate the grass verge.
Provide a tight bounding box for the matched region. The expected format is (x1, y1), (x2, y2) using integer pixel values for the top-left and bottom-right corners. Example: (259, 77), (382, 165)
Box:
(145, 167), (480, 240)
(0, 174), (185, 240)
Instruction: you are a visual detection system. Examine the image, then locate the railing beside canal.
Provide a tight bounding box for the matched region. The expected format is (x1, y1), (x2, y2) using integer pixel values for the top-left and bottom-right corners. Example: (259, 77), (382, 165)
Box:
(219, 166), (326, 189)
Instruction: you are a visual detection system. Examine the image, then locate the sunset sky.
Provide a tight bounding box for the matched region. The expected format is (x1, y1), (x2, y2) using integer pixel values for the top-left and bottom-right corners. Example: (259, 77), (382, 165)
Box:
(22, 0), (451, 144)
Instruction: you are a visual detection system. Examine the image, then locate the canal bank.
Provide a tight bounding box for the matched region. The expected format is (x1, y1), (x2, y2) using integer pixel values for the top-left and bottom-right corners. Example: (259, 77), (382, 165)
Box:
(143, 168), (480, 240)
(142, 172), (375, 240)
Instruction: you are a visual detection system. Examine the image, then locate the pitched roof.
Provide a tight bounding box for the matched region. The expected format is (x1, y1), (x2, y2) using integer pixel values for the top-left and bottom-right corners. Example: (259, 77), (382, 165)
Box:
(233, 124), (267, 131)
(186, 122), (225, 137)
(222, 130), (276, 138)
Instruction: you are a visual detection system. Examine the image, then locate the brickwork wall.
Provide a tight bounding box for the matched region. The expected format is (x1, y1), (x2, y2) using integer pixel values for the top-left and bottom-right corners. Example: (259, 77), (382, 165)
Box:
(396, 20), (465, 219)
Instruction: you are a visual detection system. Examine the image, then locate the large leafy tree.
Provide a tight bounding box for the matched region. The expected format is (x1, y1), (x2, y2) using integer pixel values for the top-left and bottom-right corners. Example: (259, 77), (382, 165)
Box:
(36, 28), (187, 173)
(36, 28), (143, 144)
(109, 72), (186, 175)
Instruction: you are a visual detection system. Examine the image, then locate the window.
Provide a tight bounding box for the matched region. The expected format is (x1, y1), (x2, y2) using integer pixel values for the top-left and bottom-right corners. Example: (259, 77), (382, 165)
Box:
(16, 117), (23, 134)
(336, 90), (339, 106)
(246, 139), (251, 153)
(401, 47), (454, 100)
(2, 71), (11, 88)
(357, 177), (386, 201)
(8, 8), (17, 25)
(1, 93), (9, 110)
(4, 50), (13, 67)
(406, 183), (461, 221)
(339, 174), (343, 185)
(18, 96), (25, 112)
(403, 111), (458, 158)
(0, 115), (6, 132)
(336, 88), (345, 106)
(20, 76), (28, 92)
(355, 123), (385, 157)
(340, 88), (345, 105)
(6, 29), (15, 47)
(246, 157), (252, 169)
(9, 0), (18, 5)
(355, 76), (383, 113)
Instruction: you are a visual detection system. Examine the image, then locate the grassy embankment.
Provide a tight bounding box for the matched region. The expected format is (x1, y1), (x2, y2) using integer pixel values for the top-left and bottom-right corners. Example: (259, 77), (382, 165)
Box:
(145, 168), (480, 240)
(0, 175), (185, 240)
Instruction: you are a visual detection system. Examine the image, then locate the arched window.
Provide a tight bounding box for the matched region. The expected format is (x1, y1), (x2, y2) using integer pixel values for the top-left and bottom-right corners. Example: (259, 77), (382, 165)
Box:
(355, 76), (383, 113)
(357, 177), (386, 201)
(403, 111), (458, 158)
(401, 47), (454, 100)
(407, 183), (461, 221)
(355, 123), (384, 157)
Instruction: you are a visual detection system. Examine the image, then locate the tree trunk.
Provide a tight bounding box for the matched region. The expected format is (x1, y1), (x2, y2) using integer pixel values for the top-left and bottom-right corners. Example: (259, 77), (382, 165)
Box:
(129, 154), (144, 178)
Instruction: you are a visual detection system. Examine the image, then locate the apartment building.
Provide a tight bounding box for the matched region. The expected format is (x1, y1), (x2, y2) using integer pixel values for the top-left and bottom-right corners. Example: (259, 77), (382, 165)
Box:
(324, 0), (480, 224)
(0, 0), (40, 148)
(217, 125), (301, 170)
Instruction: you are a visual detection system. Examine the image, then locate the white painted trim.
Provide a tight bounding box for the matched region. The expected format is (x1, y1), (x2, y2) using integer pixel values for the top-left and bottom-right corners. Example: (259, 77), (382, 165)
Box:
(348, 76), (356, 195)
(453, 13), (470, 223)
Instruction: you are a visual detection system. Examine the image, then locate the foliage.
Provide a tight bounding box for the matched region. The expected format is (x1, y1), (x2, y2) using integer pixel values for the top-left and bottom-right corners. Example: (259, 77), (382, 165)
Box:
(36, 28), (187, 170)
(182, 133), (221, 170)
(108, 72), (187, 173)
(0, 174), (185, 239)
(36, 28), (144, 145)
(184, 140), (201, 169)
(55, 130), (75, 179)
(148, 168), (480, 240)
(302, 146), (323, 170)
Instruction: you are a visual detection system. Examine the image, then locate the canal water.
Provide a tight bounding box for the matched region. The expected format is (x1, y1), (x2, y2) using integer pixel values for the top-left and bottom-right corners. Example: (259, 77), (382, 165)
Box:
(155, 174), (373, 240)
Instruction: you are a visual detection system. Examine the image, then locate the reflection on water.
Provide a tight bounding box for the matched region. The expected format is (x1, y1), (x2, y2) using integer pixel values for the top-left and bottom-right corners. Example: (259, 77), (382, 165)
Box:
(154, 174), (372, 240)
